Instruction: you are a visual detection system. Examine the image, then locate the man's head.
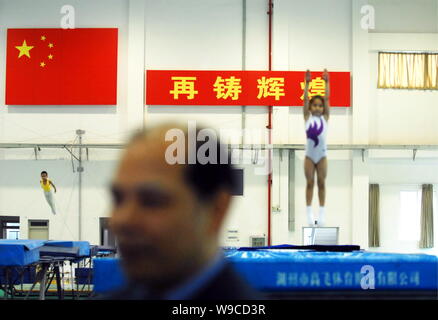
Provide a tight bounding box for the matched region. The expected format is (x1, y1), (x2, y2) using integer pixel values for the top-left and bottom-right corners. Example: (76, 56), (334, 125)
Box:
(109, 123), (235, 292)
(41, 171), (48, 180)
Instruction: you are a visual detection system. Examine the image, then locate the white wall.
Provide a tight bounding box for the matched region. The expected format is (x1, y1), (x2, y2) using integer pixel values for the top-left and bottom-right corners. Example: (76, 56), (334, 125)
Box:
(368, 158), (438, 255)
(0, 0), (437, 253)
(369, 33), (438, 144)
(0, 156), (119, 244)
(283, 0), (353, 145)
(143, 0), (271, 246)
(369, 0), (438, 33)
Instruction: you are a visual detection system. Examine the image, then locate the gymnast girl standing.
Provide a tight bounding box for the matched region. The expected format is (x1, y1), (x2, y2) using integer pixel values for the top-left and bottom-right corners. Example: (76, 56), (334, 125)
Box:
(303, 69), (330, 226)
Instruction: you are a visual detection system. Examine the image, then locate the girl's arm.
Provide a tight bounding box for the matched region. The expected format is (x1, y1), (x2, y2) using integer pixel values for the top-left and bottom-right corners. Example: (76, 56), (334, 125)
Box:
(50, 181), (57, 193)
(303, 70), (311, 121)
(323, 69), (330, 121)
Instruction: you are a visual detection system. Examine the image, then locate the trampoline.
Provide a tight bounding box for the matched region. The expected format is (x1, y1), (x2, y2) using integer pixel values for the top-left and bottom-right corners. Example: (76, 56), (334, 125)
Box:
(0, 239), (101, 300)
(92, 245), (438, 299)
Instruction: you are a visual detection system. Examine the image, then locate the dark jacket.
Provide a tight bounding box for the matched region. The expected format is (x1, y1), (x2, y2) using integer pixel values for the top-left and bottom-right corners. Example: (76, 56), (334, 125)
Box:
(96, 262), (264, 300)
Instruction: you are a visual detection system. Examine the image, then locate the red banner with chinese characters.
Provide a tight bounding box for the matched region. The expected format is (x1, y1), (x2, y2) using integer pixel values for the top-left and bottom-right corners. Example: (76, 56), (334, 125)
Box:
(146, 70), (350, 107)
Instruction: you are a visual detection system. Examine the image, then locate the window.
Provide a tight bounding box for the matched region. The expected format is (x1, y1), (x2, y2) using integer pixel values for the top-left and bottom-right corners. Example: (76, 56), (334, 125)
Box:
(0, 217), (20, 239)
(378, 52), (438, 89)
(399, 190), (421, 241)
(29, 221), (48, 227)
(6, 223), (19, 228)
(100, 217), (116, 247)
(6, 223), (20, 240)
(7, 230), (19, 240)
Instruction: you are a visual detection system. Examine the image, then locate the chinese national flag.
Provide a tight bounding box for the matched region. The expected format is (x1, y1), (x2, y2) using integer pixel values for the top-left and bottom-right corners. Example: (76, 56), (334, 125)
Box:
(6, 28), (118, 105)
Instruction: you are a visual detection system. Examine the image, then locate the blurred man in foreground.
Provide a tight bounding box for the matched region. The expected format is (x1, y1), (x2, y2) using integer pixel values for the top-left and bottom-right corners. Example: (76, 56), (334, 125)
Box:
(104, 123), (261, 300)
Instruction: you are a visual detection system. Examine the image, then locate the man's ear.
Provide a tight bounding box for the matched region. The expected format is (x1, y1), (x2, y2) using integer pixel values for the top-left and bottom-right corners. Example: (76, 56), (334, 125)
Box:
(208, 189), (232, 234)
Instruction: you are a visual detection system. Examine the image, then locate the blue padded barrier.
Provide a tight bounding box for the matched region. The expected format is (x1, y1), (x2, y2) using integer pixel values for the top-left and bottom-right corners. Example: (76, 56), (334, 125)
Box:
(92, 249), (438, 293)
(225, 249), (438, 291)
(0, 240), (46, 266)
(93, 258), (126, 293)
(45, 241), (90, 256)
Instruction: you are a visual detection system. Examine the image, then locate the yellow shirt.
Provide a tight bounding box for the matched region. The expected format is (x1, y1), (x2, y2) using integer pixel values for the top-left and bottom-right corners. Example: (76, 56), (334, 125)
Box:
(40, 179), (51, 192)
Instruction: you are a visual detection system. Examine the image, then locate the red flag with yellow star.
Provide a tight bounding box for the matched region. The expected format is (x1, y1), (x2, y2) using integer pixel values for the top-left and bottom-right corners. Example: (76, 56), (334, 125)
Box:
(6, 28), (118, 105)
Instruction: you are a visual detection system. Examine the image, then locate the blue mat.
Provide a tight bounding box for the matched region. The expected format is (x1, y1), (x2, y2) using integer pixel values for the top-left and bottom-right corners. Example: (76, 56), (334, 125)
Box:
(93, 258), (126, 293)
(45, 241), (90, 256)
(76, 268), (93, 285)
(92, 249), (438, 292)
(226, 249), (438, 291)
(0, 266), (36, 284)
(0, 240), (46, 266)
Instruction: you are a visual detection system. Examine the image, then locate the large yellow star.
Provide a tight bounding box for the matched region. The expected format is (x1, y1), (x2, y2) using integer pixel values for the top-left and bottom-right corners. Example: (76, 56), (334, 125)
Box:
(15, 40), (34, 58)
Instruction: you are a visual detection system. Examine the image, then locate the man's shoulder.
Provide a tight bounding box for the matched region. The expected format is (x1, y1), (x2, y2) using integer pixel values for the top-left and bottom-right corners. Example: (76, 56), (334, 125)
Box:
(94, 262), (265, 301)
(191, 262), (265, 300)
(93, 285), (145, 300)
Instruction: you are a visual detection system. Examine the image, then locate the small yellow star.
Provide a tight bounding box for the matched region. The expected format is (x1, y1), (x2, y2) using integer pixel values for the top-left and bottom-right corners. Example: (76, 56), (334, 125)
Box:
(15, 40), (34, 58)
(41, 36), (46, 41)
(48, 43), (54, 48)
(40, 62), (46, 67)
(48, 54), (53, 60)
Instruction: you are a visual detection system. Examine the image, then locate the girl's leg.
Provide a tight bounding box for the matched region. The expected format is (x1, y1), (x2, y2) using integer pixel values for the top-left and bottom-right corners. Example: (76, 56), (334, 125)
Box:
(304, 157), (316, 205)
(316, 157), (327, 225)
(304, 157), (316, 225)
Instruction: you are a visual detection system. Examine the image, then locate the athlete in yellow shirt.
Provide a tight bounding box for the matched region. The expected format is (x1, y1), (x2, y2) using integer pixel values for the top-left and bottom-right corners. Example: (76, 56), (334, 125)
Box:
(40, 171), (57, 215)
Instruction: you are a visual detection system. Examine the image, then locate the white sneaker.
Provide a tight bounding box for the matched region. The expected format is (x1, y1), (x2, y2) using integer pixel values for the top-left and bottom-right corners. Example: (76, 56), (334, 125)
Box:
(317, 207), (325, 226)
(306, 206), (314, 226)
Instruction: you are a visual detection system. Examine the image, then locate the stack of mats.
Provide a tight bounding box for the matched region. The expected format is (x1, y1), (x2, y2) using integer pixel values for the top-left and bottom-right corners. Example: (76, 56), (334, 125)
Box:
(44, 241), (90, 257)
(0, 240), (46, 285)
(0, 240), (46, 266)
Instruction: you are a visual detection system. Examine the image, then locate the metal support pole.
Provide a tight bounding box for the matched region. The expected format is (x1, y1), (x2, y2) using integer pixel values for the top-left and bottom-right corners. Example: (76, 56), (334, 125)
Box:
(38, 265), (47, 300)
(288, 150), (295, 231)
(76, 129), (85, 241)
(241, 0), (247, 160)
(54, 263), (63, 300)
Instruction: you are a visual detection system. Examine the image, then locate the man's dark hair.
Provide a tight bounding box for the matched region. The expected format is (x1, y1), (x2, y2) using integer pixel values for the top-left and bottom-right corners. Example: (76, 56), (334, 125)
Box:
(185, 134), (236, 202)
(41, 171), (48, 175)
(130, 125), (237, 202)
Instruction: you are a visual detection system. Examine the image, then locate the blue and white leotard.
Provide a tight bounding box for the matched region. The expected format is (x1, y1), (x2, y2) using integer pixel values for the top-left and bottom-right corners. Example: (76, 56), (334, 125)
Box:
(305, 115), (327, 164)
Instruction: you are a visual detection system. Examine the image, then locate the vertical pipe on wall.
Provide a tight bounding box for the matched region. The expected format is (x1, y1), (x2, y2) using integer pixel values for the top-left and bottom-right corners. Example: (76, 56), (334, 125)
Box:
(76, 129), (85, 241)
(267, 0), (273, 245)
(241, 0), (247, 148)
(143, 0), (147, 130)
(288, 150), (295, 231)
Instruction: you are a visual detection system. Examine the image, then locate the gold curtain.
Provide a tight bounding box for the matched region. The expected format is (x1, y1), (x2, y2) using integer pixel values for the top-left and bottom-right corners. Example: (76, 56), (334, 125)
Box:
(378, 52), (438, 89)
(419, 184), (434, 248)
(368, 184), (380, 247)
